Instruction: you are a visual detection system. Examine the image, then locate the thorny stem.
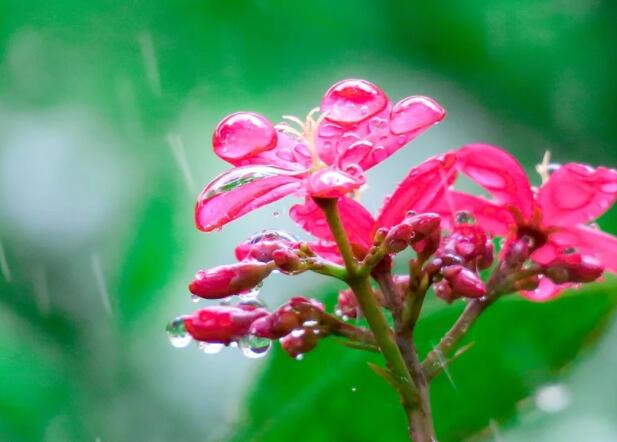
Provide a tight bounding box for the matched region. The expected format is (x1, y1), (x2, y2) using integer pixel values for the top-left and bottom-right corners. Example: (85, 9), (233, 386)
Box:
(314, 197), (419, 409)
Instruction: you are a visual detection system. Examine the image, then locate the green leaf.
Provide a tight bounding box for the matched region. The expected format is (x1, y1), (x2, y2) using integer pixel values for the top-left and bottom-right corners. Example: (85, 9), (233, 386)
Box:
(231, 282), (617, 442)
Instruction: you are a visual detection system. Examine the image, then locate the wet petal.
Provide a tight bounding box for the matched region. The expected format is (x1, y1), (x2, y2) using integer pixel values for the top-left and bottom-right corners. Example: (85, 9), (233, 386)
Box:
(230, 131), (311, 170)
(290, 197), (375, 250)
(213, 112), (277, 162)
(195, 166), (303, 232)
(376, 153), (456, 229)
(455, 144), (535, 220)
(521, 276), (566, 302)
(305, 167), (365, 198)
(321, 79), (388, 125)
(552, 225), (617, 274)
(537, 163), (617, 227)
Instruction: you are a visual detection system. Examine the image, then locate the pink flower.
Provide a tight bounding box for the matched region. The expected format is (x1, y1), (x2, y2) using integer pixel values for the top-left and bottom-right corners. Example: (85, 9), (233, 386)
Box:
(195, 79), (445, 232)
(442, 144), (617, 301)
(290, 153), (456, 261)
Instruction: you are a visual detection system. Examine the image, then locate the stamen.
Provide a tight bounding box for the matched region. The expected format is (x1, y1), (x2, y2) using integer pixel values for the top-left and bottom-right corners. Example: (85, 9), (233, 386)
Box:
(536, 150), (551, 184)
(281, 115), (305, 129)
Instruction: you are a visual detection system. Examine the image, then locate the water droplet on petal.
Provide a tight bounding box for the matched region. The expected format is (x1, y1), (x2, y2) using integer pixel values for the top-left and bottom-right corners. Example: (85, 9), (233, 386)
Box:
(198, 341), (224, 354)
(240, 334), (271, 358)
(318, 123), (345, 138)
(337, 140), (372, 168)
(166, 316), (192, 348)
(368, 117), (388, 131)
(372, 146), (388, 162)
(397, 135), (408, 145)
(213, 112), (277, 161)
(455, 211), (476, 224)
(390, 96), (445, 135)
(321, 79), (388, 124)
(199, 166), (302, 203)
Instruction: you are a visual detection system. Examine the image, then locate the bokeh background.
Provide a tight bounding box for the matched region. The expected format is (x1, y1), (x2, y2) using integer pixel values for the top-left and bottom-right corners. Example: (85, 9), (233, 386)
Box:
(1, 1), (616, 441)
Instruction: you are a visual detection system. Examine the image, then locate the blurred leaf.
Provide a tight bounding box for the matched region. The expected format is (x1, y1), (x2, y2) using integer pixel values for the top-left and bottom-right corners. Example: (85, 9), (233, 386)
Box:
(232, 283), (617, 442)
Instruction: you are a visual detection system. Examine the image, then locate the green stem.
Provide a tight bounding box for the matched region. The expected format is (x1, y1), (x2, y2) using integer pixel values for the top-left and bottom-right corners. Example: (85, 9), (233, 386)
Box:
(314, 197), (418, 407)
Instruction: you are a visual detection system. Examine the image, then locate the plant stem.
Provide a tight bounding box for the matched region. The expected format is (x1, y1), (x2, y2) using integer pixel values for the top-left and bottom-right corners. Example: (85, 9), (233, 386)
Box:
(314, 197), (418, 408)
(421, 295), (496, 380)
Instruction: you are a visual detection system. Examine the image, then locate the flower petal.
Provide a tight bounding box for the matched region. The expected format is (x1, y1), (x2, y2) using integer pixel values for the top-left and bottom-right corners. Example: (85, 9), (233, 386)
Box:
(455, 144), (535, 220)
(537, 163), (617, 227)
(521, 276), (566, 302)
(227, 131), (311, 171)
(195, 166), (303, 232)
(290, 197), (375, 250)
(317, 85), (445, 171)
(376, 153), (456, 229)
(551, 225), (617, 274)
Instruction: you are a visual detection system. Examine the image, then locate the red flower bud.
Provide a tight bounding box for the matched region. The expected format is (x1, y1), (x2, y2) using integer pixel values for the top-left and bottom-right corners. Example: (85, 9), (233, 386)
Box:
(544, 253), (604, 284)
(336, 288), (359, 319)
(272, 248), (303, 273)
(442, 265), (486, 298)
(183, 305), (268, 345)
(280, 328), (320, 358)
(412, 229), (441, 261)
(503, 236), (532, 269)
(189, 262), (272, 299)
(434, 280), (455, 303)
(407, 213), (441, 238)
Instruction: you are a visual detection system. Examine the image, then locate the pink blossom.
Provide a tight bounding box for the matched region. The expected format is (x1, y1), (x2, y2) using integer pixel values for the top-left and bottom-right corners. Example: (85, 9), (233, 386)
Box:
(195, 79), (445, 231)
(290, 153), (456, 262)
(443, 144), (617, 300)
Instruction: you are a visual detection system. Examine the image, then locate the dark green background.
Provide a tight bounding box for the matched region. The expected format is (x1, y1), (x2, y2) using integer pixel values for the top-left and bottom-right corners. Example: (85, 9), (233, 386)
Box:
(0, 1), (616, 441)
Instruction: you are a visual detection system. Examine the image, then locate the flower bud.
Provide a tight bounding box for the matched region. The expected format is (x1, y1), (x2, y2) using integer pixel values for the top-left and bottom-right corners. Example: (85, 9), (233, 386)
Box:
(412, 229), (441, 261)
(407, 213), (441, 238)
(513, 274), (541, 291)
(189, 262), (273, 299)
(434, 280), (455, 303)
(272, 248), (303, 273)
(250, 297), (325, 339)
(544, 253), (604, 284)
(336, 288), (359, 319)
(384, 223), (414, 253)
(442, 265), (486, 298)
(183, 305), (268, 345)
(280, 328), (320, 358)
(503, 236), (532, 270)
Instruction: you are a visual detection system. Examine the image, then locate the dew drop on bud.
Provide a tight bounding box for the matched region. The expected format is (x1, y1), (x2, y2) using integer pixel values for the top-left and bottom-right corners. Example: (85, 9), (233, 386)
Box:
(191, 295), (200, 303)
(166, 316), (192, 348)
(240, 334), (271, 359)
(238, 282), (263, 301)
(302, 320), (319, 328)
(295, 354), (304, 361)
(198, 341), (224, 354)
(246, 229), (299, 244)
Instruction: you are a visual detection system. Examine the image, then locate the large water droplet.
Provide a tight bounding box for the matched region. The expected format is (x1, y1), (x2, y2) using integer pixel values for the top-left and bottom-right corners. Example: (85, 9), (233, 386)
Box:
(337, 140), (372, 168)
(318, 123), (345, 138)
(390, 96), (445, 135)
(321, 79), (388, 124)
(202, 166), (301, 202)
(240, 334), (271, 359)
(213, 112), (277, 161)
(198, 341), (225, 354)
(246, 229), (299, 244)
(166, 316), (192, 348)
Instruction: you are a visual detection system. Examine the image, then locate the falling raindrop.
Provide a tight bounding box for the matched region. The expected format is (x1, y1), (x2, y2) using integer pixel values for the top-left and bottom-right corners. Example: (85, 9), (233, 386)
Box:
(273, 210), (280, 218)
(166, 316), (192, 348)
(166, 132), (195, 194)
(240, 334), (271, 359)
(198, 341), (224, 354)
(351, 387), (357, 392)
(136, 31), (161, 97)
(90, 253), (113, 317)
(0, 240), (12, 282)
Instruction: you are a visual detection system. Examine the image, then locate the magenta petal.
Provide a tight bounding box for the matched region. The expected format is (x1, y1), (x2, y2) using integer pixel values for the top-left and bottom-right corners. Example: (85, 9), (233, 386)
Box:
(305, 167), (365, 199)
(389, 96), (445, 135)
(321, 79), (388, 125)
(439, 191), (515, 235)
(455, 144), (535, 220)
(521, 276), (565, 302)
(310, 241), (344, 264)
(552, 225), (617, 274)
(537, 163), (617, 227)
(195, 166), (303, 232)
(230, 131), (311, 170)
(376, 153), (457, 229)
(290, 197), (375, 250)
(213, 112), (277, 162)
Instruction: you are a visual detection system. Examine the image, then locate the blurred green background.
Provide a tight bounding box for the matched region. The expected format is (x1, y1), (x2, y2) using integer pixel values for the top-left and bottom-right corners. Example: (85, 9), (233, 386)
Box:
(1, 1), (616, 441)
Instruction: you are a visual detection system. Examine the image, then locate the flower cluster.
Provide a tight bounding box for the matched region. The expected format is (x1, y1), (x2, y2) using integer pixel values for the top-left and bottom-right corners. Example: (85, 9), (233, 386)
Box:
(166, 78), (617, 439)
